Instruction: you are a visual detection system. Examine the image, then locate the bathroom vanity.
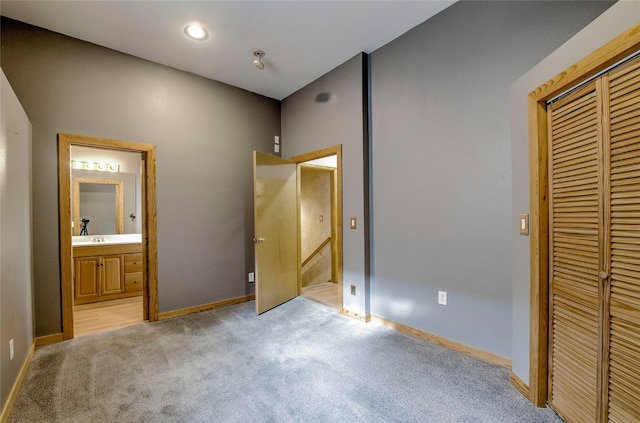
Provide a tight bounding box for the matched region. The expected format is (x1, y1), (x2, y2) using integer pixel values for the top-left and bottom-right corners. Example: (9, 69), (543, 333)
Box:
(72, 234), (143, 305)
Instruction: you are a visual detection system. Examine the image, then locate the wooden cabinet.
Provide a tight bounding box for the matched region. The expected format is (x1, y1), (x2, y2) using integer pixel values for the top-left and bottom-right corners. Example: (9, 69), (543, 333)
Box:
(124, 253), (143, 293)
(73, 244), (143, 305)
(74, 254), (124, 304)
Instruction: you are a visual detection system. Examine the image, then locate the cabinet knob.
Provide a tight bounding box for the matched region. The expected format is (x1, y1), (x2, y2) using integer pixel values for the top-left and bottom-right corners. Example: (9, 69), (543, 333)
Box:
(599, 271), (608, 280)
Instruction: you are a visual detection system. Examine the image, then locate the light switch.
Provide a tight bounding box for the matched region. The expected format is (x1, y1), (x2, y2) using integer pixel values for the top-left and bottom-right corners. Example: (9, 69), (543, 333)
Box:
(274, 144), (280, 153)
(519, 213), (529, 235)
(319, 215), (323, 222)
(350, 217), (357, 229)
(438, 291), (447, 305)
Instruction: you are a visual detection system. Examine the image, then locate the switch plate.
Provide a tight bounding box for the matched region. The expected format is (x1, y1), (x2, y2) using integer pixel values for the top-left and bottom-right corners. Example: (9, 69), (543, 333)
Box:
(274, 135), (280, 144)
(9, 339), (14, 361)
(350, 285), (356, 296)
(248, 272), (255, 283)
(519, 213), (529, 235)
(274, 144), (280, 153)
(438, 291), (447, 305)
(350, 217), (357, 229)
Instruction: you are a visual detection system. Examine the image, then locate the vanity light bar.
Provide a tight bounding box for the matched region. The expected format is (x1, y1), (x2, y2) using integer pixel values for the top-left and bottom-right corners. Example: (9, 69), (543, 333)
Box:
(71, 160), (119, 172)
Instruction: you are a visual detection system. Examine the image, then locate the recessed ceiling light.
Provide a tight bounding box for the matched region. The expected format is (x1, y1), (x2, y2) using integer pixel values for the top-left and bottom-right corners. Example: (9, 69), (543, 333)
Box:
(184, 23), (207, 40)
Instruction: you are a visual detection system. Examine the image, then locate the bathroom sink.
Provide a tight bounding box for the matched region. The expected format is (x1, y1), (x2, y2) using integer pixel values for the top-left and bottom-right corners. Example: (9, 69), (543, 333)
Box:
(72, 234), (142, 246)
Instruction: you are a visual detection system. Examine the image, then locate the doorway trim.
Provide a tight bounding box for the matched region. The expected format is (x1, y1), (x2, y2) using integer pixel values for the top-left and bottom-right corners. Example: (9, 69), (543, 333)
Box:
(528, 23), (640, 406)
(291, 145), (343, 312)
(58, 133), (158, 340)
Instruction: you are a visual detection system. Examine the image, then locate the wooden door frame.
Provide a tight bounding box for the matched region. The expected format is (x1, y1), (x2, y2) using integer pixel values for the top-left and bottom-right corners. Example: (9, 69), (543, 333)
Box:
(58, 133), (158, 340)
(291, 145), (343, 312)
(528, 23), (640, 407)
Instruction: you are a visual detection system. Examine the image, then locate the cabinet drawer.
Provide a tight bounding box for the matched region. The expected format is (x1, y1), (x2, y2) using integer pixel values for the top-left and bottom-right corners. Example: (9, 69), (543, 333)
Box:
(125, 272), (143, 292)
(125, 253), (143, 273)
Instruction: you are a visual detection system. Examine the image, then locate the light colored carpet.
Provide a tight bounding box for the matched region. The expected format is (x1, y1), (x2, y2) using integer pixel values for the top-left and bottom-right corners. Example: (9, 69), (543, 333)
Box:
(9, 297), (562, 422)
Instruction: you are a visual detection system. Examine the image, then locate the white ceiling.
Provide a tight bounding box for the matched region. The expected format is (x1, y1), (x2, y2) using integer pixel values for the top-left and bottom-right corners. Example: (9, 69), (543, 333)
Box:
(0, 1), (455, 100)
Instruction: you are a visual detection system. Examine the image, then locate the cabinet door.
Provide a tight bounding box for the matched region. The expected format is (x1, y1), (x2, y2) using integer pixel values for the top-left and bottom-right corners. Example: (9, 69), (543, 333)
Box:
(75, 256), (100, 301)
(101, 255), (125, 296)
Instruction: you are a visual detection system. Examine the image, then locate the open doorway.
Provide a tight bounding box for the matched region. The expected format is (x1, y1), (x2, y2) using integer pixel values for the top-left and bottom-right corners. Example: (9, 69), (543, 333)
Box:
(58, 133), (158, 340)
(292, 146), (342, 312)
(298, 158), (337, 308)
(252, 145), (342, 315)
(70, 146), (144, 336)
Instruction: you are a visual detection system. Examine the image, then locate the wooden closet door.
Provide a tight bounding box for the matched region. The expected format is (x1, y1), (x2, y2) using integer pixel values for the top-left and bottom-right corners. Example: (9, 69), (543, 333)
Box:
(606, 57), (640, 423)
(548, 81), (601, 423)
(548, 56), (640, 423)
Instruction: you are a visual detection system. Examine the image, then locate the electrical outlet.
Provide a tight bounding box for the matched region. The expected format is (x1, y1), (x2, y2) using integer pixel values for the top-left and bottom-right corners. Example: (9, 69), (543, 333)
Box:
(438, 291), (447, 306)
(248, 272), (255, 283)
(9, 339), (14, 361)
(350, 285), (356, 296)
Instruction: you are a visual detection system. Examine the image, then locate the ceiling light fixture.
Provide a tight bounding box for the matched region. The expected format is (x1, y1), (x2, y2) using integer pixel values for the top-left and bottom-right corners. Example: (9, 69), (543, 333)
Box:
(71, 160), (119, 172)
(184, 23), (207, 40)
(253, 50), (265, 70)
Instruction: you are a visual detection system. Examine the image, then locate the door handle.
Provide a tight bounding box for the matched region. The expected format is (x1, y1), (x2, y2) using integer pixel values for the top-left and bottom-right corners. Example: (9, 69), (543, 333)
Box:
(253, 237), (265, 244)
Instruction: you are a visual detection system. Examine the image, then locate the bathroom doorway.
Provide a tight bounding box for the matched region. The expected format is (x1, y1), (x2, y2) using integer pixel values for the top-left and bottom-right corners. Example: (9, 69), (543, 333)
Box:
(58, 133), (158, 340)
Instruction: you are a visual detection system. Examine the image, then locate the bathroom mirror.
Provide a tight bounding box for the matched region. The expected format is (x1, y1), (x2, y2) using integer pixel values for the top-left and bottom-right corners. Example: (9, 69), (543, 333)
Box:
(73, 178), (124, 236)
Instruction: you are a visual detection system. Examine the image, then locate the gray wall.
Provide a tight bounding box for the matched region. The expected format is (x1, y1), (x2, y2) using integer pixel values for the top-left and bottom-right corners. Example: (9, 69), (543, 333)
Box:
(0, 17), (279, 336)
(510, 1), (640, 384)
(0, 70), (34, 411)
(282, 54), (368, 315)
(370, 1), (613, 359)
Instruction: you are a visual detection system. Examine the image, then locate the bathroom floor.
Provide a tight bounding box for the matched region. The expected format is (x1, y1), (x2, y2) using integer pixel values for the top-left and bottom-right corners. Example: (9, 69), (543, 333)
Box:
(74, 296), (144, 336)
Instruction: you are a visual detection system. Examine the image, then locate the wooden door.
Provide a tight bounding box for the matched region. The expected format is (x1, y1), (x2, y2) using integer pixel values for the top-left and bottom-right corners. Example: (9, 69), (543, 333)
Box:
(75, 256), (100, 302)
(101, 254), (124, 296)
(548, 56), (640, 422)
(605, 57), (640, 423)
(548, 81), (600, 422)
(253, 151), (298, 314)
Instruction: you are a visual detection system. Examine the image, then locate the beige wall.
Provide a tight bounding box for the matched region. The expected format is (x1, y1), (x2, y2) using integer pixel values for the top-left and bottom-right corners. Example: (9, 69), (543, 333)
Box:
(300, 166), (331, 259)
(300, 166), (332, 287)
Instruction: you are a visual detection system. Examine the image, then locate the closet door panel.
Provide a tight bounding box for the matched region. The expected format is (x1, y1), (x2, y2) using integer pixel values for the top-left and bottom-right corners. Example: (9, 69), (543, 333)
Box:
(548, 83), (600, 423)
(607, 58), (640, 423)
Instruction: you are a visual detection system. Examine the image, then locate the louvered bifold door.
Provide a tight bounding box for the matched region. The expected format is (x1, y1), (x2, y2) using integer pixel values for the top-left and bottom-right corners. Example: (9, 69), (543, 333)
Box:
(548, 81), (601, 423)
(606, 57), (640, 423)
